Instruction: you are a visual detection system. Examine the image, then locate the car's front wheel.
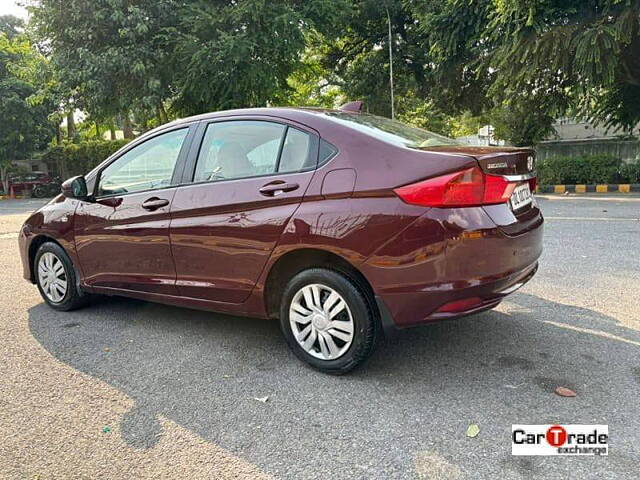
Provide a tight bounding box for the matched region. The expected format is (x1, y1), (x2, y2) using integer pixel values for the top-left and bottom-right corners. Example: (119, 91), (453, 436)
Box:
(35, 242), (90, 311)
(279, 268), (378, 374)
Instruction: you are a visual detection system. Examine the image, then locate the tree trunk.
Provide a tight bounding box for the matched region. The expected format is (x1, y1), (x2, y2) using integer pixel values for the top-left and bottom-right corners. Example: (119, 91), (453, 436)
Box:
(66, 111), (76, 142)
(57, 156), (69, 181)
(55, 123), (63, 145)
(123, 113), (134, 139)
(95, 121), (101, 139)
(109, 123), (116, 140)
(1, 166), (8, 194)
(157, 101), (169, 124)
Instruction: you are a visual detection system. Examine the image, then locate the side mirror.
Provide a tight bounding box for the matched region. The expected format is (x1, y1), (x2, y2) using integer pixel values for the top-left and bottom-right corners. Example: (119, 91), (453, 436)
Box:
(61, 175), (89, 199)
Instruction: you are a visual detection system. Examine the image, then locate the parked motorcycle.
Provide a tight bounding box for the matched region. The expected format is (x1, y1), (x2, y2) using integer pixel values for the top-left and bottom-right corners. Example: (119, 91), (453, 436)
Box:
(32, 177), (62, 198)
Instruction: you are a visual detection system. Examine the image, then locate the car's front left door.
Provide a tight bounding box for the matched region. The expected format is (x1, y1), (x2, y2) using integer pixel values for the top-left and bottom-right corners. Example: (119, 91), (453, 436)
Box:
(74, 125), (194, 295)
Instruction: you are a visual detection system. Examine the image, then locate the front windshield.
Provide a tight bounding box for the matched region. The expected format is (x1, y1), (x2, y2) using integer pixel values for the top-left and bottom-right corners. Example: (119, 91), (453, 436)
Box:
(323, 112), (459, 148)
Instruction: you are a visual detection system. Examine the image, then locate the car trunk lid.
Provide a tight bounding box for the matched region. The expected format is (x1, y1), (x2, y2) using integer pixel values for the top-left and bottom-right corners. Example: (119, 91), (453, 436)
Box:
(420, 146), (535, 176)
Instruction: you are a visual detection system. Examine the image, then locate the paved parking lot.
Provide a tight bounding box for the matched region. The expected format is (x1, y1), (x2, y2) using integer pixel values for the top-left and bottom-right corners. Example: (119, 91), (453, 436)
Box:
(1, 195), (639, 479)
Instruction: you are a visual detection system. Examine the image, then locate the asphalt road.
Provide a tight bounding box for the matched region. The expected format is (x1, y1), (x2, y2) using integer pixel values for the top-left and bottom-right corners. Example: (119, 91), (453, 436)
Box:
(1, 195), (639, 479)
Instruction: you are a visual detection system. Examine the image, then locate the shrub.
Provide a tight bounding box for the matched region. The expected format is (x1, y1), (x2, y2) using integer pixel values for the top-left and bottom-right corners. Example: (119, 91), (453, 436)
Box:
(537, 154), (640, 185)
(42, 139), (130, 179)
(619, 162), (640, 184)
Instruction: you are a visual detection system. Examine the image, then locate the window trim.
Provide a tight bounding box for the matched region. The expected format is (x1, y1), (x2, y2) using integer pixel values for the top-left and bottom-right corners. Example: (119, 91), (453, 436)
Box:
(92, 124), (195, 200)
(273, 126), (288, 173)
(181, 117), (320, 188)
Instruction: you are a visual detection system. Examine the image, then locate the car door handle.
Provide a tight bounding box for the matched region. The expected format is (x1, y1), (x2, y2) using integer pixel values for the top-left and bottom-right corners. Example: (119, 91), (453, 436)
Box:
(141, 197), (170, 211)
(259, 182), (299, 196)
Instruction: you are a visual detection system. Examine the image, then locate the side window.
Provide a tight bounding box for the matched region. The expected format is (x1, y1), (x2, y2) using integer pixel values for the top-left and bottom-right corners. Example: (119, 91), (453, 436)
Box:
(98, 128), (188, 196)
(278, 127), (312, 173)
(194, 121), (286, 182)
(319, 139), (338, 165)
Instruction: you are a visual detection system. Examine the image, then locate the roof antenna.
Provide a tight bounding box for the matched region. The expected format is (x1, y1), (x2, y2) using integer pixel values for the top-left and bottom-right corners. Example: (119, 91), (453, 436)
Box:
(338, 101), (364, 113)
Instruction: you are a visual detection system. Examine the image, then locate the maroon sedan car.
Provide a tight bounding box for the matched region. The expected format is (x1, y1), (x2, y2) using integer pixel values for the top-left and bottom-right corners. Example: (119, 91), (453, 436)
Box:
(19, 105), (543, 373)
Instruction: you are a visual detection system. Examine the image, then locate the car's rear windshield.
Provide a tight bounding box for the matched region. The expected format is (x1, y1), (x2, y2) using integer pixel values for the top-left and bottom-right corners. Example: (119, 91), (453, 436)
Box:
(323, 112), (459, 148)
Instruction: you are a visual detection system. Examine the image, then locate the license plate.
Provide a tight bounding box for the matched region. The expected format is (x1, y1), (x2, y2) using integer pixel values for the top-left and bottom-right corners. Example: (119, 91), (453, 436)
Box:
(510, 183), (532, 210)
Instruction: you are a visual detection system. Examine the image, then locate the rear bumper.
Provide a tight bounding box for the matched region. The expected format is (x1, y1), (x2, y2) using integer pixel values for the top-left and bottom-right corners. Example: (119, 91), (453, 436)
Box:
(363, 204), (543, 329)
(375, 261), (538, 332)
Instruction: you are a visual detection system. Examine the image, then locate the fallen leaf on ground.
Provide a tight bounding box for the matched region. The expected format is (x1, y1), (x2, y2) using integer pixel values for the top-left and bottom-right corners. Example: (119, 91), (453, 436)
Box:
(466, 424), (480, 438)
(103, 347), (110, 352)
(555, 386), (576, 397)
(254, 396), (269, 403)
(505, 383), (524, 389)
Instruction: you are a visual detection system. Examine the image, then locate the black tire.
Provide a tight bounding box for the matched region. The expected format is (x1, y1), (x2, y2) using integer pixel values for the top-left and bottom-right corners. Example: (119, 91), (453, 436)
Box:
(34, 242), (90, 311)
(32, 186), (46, 198)
(279, 268), (379, 374)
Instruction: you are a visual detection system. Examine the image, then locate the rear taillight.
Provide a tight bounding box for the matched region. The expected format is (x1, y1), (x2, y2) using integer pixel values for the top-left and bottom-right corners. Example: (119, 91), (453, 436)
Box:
(394, 166), (516, 208)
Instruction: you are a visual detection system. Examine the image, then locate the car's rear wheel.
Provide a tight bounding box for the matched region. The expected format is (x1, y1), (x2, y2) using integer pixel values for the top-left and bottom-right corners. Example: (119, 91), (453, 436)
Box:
(35, 242), (89, 311)
(279, 268), (378, 374)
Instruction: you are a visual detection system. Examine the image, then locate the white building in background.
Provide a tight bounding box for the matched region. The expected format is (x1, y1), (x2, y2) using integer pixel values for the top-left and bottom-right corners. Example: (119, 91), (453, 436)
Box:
(549, 117), (640, 140)
(102, 130), (127, 140)
(538, 118), (640, 163)
(456, 125), (507, 146)
(10, 158), (49, 174)
(455, 117), (640, 147)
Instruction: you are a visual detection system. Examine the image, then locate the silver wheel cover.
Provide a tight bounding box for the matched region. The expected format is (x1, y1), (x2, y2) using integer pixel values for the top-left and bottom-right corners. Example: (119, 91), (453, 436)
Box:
(37, 252), (68, 303)
(289, 283), (354, 360)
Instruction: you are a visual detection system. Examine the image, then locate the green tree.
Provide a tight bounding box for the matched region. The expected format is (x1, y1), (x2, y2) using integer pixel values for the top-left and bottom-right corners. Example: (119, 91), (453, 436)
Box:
(486, 0), (640, 132)
(282, 39), (345, 108)
(25, 0), (639, 148)
(490, 101), (557, 147)
(420, 0), (640, 141)
(0, 15), (24, 39)
(305, 0), (639, 144)
(30, 0), (180, 134)
(29, 0), (351, 123)
(410, 0), (494, 116)
(0, 33), (54, 192)
(397, 98), (452, 136)
(316, 0), (430, 118)
(171, 0), (351, 114)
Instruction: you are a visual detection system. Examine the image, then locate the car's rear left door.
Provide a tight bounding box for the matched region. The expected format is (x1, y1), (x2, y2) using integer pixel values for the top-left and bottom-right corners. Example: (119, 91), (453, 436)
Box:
(169, 117), (319, 303)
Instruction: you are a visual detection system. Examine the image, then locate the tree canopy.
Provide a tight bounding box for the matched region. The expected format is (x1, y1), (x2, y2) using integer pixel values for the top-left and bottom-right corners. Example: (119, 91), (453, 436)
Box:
(0, 25), (54, 190)
(0, 14), (24, 39)
(317, 0), (640, 144)
(0, 0), (635, 150)
(485, 0), (640, 133)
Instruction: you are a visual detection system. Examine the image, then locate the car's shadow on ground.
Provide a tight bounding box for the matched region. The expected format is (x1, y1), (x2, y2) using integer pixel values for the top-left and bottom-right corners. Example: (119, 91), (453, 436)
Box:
(27, 292), (640, 478)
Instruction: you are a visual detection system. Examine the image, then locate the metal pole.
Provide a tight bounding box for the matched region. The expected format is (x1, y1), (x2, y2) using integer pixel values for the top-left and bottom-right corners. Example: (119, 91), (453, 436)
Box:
(386, 7), (395, 119)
